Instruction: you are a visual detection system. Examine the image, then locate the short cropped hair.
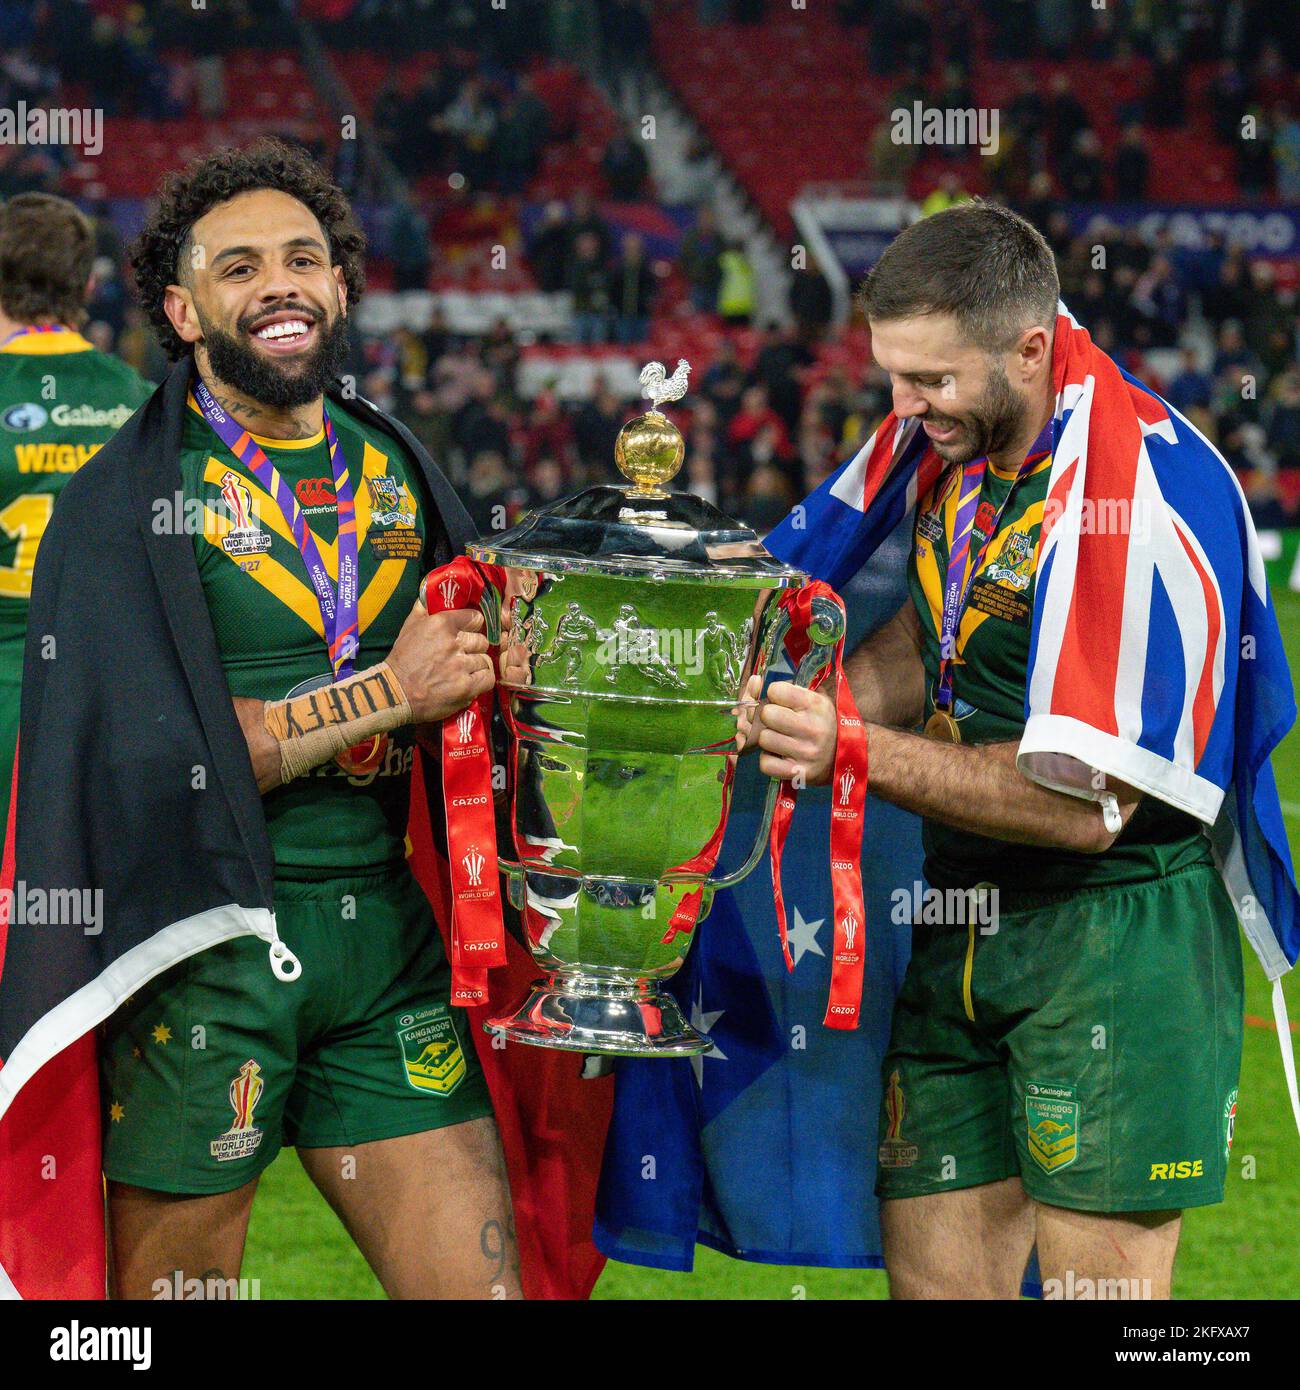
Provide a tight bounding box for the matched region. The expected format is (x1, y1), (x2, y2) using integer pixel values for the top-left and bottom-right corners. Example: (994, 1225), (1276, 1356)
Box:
(0, 193), (95, 326)
(858, 201), (1060, 352)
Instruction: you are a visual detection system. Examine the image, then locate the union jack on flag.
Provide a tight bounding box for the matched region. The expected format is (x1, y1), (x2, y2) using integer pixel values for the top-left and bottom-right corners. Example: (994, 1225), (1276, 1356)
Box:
(766, 304), (1300, 1128)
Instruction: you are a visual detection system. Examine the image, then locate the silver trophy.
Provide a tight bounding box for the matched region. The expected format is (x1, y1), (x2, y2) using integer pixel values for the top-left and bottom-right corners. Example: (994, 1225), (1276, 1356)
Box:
(468, 361), (843, 1056)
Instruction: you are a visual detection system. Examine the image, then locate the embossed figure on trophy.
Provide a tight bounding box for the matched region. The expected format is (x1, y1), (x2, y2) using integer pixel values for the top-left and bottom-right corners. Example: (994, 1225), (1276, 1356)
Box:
(532, 600), (597, 687)
(701, 611), (751, 695)
(604, 604), (688, 690)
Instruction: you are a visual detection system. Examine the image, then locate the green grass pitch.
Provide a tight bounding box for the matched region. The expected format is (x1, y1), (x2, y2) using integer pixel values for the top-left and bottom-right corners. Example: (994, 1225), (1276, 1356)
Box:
(242, 586), (1300, 1299)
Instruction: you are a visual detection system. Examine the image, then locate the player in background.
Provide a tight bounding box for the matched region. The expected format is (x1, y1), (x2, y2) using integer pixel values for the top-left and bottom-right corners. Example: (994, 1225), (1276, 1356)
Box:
(0, 193), (152, 833)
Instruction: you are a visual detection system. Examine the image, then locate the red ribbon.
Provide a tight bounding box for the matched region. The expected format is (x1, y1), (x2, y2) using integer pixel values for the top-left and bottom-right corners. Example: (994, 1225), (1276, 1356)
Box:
(420, 557), (509, 1005)
(767, 582), (869, 1030)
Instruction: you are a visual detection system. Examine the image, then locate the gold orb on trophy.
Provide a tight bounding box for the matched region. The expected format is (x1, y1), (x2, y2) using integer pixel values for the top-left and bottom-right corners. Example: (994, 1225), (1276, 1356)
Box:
(614, 359), (690, 498)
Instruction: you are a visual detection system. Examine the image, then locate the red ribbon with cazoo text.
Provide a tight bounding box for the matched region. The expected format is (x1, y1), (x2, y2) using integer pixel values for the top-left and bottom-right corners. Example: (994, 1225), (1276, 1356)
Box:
(420, 556), (509, 1006)
(767, 581), (868, 1030)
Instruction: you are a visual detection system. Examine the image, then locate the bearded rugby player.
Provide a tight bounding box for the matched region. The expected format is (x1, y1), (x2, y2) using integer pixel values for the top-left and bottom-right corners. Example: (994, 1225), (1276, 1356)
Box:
(741, 203), (1253, 1300)
(91, 139), (518, 1298)
(0, 194), (151, 836)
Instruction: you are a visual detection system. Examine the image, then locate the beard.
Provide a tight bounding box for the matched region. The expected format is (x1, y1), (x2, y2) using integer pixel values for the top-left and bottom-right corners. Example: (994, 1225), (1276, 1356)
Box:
(199, 303), (351, 410)
(925, 361), (1027, 465)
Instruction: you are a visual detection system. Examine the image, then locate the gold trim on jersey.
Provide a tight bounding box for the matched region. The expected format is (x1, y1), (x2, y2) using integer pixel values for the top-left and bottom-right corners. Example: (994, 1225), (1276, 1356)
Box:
(0, 331), (95, 355)
(199, 440), (417, 638)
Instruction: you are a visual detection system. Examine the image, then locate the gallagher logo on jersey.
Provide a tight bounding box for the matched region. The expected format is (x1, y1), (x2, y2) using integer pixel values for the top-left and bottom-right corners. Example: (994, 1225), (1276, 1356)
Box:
(1, 402), (48, 432)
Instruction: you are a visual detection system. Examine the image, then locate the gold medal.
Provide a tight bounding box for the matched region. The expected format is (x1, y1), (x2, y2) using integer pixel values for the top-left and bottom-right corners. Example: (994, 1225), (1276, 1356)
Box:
(924, 710), (962, 743)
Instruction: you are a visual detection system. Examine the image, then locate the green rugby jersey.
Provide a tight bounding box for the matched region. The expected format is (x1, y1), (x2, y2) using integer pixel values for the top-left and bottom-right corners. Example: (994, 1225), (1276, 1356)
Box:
(0, 330), (151, 650)
(907, 448), (1212, 894)
(180, 395), (431, 879)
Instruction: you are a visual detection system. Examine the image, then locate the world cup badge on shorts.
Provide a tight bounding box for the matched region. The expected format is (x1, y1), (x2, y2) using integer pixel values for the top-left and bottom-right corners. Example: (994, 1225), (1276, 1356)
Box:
(397, 1005), (467, 1097)
(1223, 1087), (1239, 1160)
(209, 1058), (266, 1161)
(218, 471), (272, 556)
(877, 1069), (919, 1169)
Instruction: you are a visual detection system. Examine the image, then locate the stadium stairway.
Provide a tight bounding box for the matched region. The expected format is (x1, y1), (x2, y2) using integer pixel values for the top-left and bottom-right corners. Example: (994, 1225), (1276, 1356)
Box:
(604, 73), (792, 328)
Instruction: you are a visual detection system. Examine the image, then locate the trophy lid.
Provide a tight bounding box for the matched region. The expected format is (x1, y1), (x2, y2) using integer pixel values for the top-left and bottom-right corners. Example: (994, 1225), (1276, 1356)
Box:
(467, 361), (805, 587)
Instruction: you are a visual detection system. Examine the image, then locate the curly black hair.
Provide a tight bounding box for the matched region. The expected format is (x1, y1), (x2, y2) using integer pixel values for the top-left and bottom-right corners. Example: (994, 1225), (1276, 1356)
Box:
(130, 137), (366, 361)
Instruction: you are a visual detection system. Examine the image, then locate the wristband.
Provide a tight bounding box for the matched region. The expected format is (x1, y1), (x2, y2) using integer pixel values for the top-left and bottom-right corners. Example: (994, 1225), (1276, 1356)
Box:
(264, 662), (411, 784)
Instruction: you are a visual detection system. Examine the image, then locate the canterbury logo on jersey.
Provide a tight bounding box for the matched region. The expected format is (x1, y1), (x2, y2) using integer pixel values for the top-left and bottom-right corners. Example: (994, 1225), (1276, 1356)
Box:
(13, 441), (102, 473)
(295, 476), (336, 508)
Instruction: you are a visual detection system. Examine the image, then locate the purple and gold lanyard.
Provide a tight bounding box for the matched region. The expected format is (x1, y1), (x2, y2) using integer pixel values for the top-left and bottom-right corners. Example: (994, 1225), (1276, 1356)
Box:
(0, 324), (74, 348)
(934, 424), (1052, 713)
(193, 376), (360, 678)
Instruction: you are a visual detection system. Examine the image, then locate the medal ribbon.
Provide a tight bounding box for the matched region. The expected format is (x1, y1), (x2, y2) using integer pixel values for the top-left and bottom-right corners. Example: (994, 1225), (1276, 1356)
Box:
(766, 581), (869, 1030)
(420, 557), (509, 1005)
(193, 376), (360, 678)
(934, 429), (1051, 713)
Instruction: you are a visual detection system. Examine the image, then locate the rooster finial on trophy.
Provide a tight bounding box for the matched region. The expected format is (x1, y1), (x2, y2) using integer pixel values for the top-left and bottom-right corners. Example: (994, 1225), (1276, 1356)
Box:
(615, 358), (690, 498)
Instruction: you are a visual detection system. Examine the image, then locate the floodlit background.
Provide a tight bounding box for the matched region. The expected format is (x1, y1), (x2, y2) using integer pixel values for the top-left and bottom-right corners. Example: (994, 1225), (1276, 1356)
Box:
(10, 0), (1295, 1297)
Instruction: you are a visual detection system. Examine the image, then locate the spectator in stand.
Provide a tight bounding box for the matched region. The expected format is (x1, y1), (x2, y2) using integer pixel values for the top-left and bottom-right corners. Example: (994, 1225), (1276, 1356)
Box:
(701, 338), (748, 430)
(789, 259), (834, 341)
(529, 455), (569, 508)
(567, 229), (613, 344)
(868, 0), (933, 78)
(920, 173), (971, 218)
(933, 63), (976, 157)
(728, 383), (795, 483)
(464, 449), (530, 536)
(1131, 256), (1186, 349)
(1213, 320), (1262, 385)
(574, 377), (626, 472)
(480, 317), (521, 386)
(1112, 125), (1150, 201)
(396, 387), (449, 464)
(1035, 0), (1075, 60)
(608, 232), (656, 345)
(602, 125), (650, 201)
(1145, 36), (1188, 128)
(454, 372), (514, 462)
(990, 0), (1035, 61)
(528, 201), (574, 294)
(755, 323), (814, 436)
(683, 437), (721, 508)
(494, 78), (551, 195)
(1265, 366), (1300, 471)
(1019, 172), (1058, 238)
(1202, 246), (1251, 329)
(679, 206), (724, 314)
(522, 392), (576, 483)
(1208, 58), (1250, 145)
(717, 239), (756, 326)
(1165, 348), (1213, 414)
(1060, 129), (1105, 202)
(1274, 105), (1300, 201)
(1242, 262), (1294, 378)
(388, 192), (431, 292)
(398, 70), (451, 178)
(1237, 106), (1276, 198)
(1007, 69), (1047, 166)
(442, 75), (498, 189)
(568, 189), (612, 262)
(1044, 72), (1090, 166)
(742, 462), (795, 535)
(599, 0), (654, 107)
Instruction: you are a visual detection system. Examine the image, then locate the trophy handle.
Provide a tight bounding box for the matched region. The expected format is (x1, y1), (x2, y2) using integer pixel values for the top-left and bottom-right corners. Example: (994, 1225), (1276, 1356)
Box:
(709, 590), (847, 890)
